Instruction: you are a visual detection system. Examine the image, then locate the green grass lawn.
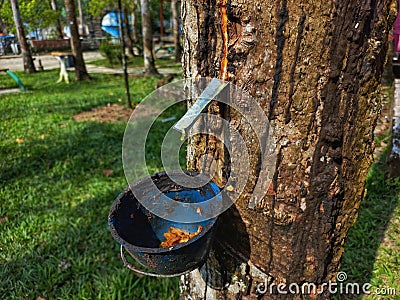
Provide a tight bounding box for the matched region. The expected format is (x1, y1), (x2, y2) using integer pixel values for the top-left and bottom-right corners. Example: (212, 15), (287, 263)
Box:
(88, 56), (182, 71)
(339, 83), (400, 299)
(339, 153), (400, 299)
(1, 69), (398, 299)
(0, 70), (181, 299)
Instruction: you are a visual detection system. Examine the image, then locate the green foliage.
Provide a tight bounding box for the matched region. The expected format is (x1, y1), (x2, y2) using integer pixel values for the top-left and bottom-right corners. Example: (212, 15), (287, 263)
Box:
(0, 70), (181, 299)
(0, 0), (60, 36)
(88, 0), (137, 17)
(99, 37), (123, 65)
(0, 0), (14, 31)
(23, 0), (59, 30)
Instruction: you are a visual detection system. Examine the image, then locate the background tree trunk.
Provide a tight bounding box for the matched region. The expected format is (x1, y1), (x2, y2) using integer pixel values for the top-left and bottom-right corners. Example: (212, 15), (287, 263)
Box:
(140, 0), (158, 75)
(131, 0), (139, 44)
(0, 16), (8, 35)
(180, 0), (395, 299)
(159, 0), (164, 37)
(10, 0), (35, 74)
(64, 0), (90, 81)
(123, 7), (135, 57)
(50, 0), (63, 39)
(171, 0), (182, 62)
(77, 0), (85, 36)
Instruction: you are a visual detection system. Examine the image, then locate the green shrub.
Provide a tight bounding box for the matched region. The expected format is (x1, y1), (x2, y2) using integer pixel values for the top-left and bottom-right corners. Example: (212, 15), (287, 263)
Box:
(99, 37), (123, 66)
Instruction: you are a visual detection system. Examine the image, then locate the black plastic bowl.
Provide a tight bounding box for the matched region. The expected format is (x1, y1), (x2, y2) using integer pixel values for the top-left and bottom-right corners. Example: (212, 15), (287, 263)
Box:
(108, 171), (220, 276)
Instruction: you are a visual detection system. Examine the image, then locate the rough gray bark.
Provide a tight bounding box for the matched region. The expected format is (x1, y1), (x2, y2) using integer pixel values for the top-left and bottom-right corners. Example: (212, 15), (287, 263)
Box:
(77, 0), (85, 36)
(131, 0), (139, 44)
(64, 0), (90, 81)
(123, 7), (135, 57)
(140, 0), (158, 75)
(10, 0), (36, 73)
(171, 0), (182, 62)
(0, 16), (8, 35)
(50, 0), (63, 39)
(180, 0), (396, 299)
(388, 80), (400, 177)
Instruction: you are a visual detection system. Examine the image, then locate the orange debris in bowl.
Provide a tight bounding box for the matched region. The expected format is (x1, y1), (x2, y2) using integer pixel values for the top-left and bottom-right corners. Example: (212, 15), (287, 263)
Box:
(160, 226), (203, 248)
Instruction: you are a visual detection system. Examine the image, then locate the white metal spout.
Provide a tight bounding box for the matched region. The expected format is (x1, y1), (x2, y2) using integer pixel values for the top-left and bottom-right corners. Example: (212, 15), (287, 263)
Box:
(173, 78), (228, 133)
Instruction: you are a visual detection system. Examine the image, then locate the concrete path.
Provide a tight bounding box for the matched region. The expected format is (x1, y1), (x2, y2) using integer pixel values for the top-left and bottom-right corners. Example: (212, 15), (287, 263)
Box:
(0, 51), (180, 75)
(0, 88), (19, 95)
(0, 52), (102, 72)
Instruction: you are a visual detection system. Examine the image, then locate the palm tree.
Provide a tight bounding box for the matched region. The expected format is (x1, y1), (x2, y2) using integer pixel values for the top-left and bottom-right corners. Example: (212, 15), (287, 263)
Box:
(10, 0), (36, 73)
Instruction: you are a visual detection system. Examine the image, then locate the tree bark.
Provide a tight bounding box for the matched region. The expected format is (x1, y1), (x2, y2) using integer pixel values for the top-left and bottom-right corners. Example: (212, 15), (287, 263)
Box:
(124, 7), (135, 57)
(10, 0), (36, 74)
(0, 15), (8, 35)
(140, 0), (158, 75)
(50, 0), (63, 39)
(131, 0), (139, 44)
(64, 0), (90, 81)
(159, 0), (164, 37)
(171, 0), (182, 62)
(77, 0), (85, 36)
(180, 0), (396, 299)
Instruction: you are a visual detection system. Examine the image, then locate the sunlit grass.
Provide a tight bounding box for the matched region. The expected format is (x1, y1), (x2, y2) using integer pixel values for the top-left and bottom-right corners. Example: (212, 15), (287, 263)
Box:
(340, 160), (400, 297)
(0, 70), (181, 299)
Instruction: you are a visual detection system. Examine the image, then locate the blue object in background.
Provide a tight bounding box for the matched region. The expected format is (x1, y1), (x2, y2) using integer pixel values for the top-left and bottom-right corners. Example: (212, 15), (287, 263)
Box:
(0, 35), (16, 55)
(101, 12), (131, 37)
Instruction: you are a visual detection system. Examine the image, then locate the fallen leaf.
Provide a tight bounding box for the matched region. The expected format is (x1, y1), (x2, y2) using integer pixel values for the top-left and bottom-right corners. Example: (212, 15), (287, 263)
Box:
(102, 169), (113, 176)
(40, 134), (45, 140)
(37, 297), (46, 300)
(15, 138), (24, 143)
(109, 92), (114, 96)
(118, 98), (122, 102)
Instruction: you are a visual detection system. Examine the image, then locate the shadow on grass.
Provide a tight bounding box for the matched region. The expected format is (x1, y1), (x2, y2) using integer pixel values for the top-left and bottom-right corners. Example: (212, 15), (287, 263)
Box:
(0, 187), (179, 299)
(1, 122), (124, 184)
(0, 120), (180, 299)
(339, 151), (399, 299)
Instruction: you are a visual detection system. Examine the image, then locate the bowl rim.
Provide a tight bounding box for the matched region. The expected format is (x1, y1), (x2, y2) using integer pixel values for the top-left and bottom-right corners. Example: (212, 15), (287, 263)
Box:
(108, 172), (218, 254)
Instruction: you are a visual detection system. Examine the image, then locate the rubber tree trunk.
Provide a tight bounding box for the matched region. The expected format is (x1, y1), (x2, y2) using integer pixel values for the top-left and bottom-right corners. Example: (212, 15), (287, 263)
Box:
(131, 0), (139, 44)
(171, 0), (182, 62)
(180, 0), (395, 299)
(159, 0), (164, 37)
(10, 0), (36, 74)
(50, 0), (63, 39)
(140, 0), (158, 75)
(77, 0), (85, 36)
(64, 0), (90, 81)
(124, 7), (135, 57)
(0, 16), (9, 35)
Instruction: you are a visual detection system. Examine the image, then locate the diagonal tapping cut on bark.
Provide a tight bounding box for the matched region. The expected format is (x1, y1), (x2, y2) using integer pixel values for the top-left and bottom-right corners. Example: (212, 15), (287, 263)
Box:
(269, 0), (289, 120)
(219, 0), (229, 81)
